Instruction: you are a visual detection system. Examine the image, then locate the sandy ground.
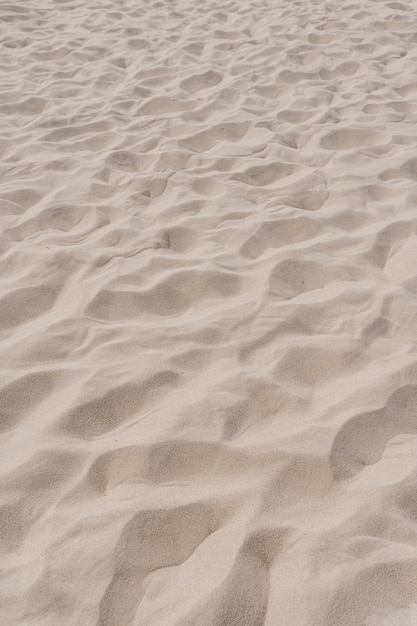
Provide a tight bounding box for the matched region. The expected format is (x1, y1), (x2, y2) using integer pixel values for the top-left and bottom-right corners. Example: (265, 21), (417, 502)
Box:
(2, 0), (417, 624)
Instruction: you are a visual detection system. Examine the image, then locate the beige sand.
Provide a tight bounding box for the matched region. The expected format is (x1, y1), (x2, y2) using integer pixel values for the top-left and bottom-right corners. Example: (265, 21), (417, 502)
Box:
(2, 0), (417, 624)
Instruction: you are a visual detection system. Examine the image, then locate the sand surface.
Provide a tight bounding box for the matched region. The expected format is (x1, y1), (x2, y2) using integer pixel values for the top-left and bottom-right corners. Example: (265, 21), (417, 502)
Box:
(2, 0), (417, 624)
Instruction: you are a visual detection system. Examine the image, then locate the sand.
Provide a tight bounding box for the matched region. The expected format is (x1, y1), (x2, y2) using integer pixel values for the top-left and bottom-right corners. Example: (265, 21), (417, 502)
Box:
(2, 0), (417, 624)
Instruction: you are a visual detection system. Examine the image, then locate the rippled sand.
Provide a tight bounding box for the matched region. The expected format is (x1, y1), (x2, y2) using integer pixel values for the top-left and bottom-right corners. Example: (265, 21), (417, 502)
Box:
(2, 0), (417, 624)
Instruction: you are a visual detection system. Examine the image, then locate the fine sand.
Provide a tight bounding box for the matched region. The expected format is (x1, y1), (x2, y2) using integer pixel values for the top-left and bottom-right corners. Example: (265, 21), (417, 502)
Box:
(2, 0), (417, 624)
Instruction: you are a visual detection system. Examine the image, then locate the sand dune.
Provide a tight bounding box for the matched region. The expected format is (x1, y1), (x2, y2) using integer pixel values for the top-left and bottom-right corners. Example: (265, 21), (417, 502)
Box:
(2, 0), (417, 624)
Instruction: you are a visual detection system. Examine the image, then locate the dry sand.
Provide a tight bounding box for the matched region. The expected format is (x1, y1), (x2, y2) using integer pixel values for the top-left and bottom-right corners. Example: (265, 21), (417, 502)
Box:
(2, 0), (417, 624)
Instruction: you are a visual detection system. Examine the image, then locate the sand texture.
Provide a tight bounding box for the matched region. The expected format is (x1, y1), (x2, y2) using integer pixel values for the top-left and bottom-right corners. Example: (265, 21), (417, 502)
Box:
(2, 0), (417, 624)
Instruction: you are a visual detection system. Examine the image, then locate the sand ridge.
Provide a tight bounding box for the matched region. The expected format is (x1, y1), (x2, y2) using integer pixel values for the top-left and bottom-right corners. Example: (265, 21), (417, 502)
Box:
(2, 0), (417, 623)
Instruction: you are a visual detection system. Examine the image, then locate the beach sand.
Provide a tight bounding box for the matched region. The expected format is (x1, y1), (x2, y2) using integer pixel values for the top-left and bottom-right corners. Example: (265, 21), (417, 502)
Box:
(2, 0), (417, 624)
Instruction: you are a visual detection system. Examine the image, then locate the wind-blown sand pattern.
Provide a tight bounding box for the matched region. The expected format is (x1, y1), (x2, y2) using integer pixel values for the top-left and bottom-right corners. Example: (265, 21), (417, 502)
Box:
(3, 0), (417, 624)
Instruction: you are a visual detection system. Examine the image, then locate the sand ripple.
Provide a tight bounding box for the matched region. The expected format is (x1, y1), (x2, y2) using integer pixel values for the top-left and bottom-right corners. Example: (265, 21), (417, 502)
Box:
(2, 0), (417, 624)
